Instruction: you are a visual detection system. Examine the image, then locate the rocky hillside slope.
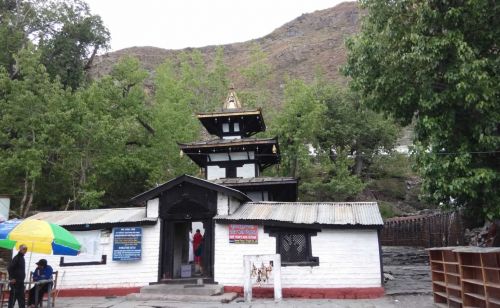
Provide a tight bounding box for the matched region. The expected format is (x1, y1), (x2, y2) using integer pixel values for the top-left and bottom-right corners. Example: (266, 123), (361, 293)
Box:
(90, 1), (361, 107)
(89, 2), (427, 215)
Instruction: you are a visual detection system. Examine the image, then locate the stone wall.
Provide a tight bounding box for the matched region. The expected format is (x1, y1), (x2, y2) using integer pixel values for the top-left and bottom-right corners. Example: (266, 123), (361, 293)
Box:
(381, 211), (464, 247)
(382, 246), (432, 295)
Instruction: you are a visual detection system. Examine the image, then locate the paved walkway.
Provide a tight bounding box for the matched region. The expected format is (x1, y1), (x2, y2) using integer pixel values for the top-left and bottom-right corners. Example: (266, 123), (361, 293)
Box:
(52, 294), (434, 308)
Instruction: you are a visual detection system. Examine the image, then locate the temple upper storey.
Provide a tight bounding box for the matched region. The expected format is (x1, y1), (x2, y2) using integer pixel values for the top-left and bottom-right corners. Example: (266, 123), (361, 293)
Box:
(195, 87), (266, 139)
(179, 87), (280, 181)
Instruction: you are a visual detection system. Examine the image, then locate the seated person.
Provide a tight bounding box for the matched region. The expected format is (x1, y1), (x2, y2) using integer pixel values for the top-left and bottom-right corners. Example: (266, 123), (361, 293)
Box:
(28, 259), (53, 308)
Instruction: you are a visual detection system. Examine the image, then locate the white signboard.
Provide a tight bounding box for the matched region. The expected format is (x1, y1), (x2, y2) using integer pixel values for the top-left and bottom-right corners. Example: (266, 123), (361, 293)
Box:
(63, 230), (103, 263)
(0, 197), (10, 221)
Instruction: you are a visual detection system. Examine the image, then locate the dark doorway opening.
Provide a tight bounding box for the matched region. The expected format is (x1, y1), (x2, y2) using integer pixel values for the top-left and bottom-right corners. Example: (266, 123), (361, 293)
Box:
(160, 219), (214, 281)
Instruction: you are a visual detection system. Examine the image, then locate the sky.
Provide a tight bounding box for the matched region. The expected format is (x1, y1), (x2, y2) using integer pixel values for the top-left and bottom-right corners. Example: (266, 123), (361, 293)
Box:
(84, 0), (346, 51)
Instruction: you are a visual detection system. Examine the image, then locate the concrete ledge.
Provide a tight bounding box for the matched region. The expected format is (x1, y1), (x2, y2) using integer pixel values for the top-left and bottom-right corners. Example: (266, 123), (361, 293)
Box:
(140, 284), (224, 296)
(126, 292), (238, 302)
(57, 287), (141, 297)
(224, 286), (385, 299)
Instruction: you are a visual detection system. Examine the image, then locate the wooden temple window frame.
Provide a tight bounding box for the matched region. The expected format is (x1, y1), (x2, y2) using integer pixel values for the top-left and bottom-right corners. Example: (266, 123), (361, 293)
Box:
(264, 227), (319, 267)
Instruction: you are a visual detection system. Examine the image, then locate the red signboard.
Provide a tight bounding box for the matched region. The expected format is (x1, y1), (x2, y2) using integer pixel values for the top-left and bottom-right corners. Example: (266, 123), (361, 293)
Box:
(229, 224), (258, 244)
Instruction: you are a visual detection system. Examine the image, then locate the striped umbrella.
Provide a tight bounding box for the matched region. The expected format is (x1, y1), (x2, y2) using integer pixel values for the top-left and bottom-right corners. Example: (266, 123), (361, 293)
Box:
(0, 219), (80, 256)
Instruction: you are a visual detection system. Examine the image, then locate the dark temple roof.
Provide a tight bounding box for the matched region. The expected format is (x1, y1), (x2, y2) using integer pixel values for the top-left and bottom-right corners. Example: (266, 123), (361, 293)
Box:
(178, 138), (280, 169)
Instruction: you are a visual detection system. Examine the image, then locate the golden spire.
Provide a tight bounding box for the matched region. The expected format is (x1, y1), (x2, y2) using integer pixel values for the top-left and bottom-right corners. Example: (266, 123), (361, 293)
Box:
(223, 85), (242, 110)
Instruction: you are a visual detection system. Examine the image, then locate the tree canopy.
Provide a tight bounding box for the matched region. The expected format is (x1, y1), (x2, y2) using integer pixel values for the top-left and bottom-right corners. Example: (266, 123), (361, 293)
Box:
(0, 0), (109, 88)
(345, 0), (499, 220)
(270, 77), (399, 202)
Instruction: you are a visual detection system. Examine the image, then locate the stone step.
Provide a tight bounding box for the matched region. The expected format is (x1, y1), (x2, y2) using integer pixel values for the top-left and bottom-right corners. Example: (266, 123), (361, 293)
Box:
(126, 292), (238, 303)
(140, 283), (224, 296)
(157, 277), (214, 285)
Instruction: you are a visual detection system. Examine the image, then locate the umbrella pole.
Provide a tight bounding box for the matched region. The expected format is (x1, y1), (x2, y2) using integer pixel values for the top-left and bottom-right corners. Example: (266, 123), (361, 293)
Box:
(26, 242), (34, 281)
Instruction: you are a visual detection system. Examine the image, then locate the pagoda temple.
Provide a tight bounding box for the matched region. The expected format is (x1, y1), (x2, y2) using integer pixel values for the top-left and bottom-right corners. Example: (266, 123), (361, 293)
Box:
(178, 87), (298, 202)
(26, 87), (384, 300)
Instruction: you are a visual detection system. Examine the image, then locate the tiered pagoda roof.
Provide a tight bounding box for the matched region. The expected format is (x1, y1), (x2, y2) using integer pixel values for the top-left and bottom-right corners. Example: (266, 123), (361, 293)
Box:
(179, 87), (280, 171)
(178, 137), (280, 170)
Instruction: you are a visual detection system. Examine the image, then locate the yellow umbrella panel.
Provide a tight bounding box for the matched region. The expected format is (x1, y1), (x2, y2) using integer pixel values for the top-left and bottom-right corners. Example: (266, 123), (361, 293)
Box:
(0, 219), (81, 256)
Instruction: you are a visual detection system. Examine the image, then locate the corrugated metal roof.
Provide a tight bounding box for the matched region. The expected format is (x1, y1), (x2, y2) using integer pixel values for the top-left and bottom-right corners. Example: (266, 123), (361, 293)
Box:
(28, 207), (155, 227)
(214, 202), (383, 226)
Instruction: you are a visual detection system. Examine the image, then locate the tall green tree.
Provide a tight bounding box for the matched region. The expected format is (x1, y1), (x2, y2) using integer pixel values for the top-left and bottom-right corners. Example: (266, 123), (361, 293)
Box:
(271, 77), (399, 201)
(0, 45), (70, 216)
(55, 56), (150, 210)
(178, 48), (228, 112)
(345, 0), (499, 220)
(240, 43), (273, 108)
(148, 60), (200, 183)
(271, 78), (324, 178)
(145, 49), (231, 183)
(0, 0), (109, 88)
(316, 85), (399, 176)
(0, 51), (153, 213)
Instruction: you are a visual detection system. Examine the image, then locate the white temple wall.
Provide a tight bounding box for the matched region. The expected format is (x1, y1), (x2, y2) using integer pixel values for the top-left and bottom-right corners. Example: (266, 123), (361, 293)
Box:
(214, 224), (382, 288)
(24, 223), (161, 290)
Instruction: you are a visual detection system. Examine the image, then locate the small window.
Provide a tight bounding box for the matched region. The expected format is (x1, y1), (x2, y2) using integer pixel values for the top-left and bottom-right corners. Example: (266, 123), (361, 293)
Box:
(225, 166), (237, 178)
(233, 122), (240, 132)
(222, 123), (229, 132)
(265, 228), (319, 266)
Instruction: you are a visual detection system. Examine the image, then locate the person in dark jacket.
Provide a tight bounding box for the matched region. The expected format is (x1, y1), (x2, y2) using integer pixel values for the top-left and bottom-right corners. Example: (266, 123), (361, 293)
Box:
(7, 244), (27, 308)
(27, 259), (53, 308)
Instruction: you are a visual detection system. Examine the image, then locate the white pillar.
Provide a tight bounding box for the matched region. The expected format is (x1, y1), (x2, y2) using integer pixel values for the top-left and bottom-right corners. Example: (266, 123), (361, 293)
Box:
(274, 254), (282, 302)
(243, 258), (252, 302)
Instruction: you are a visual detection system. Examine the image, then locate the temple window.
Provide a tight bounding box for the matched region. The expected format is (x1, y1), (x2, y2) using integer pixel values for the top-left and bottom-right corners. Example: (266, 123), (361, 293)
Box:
(265, 227), (319, 266)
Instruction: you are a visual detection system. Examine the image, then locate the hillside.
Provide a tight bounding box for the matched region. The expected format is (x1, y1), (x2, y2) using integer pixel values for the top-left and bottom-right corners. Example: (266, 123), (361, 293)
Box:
(89, 1), (426, 216)
(90, 1), (361, 107)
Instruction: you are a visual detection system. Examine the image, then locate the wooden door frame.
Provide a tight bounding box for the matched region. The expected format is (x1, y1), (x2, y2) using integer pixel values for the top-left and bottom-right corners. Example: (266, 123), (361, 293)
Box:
(159, 218), (215, 281)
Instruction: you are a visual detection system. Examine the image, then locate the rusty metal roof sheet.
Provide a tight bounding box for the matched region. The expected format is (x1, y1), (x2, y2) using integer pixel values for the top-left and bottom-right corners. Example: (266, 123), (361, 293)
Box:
(214, 202), (383, 226)
(28, 207), (155, 227)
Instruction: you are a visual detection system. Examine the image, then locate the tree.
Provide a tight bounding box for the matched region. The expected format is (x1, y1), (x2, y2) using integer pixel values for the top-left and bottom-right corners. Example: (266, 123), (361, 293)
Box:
(0, 51), (153, 213)
(270, 76), (400, 201)
(0, 0), (109, 88)
(239, 43), (273, 108)
(178, 48), (228, 112)
(270, 78), (324, 178)
(58, 56), (150, 209)
(0, 45), (70, 216)
(316, 84), (399, 176)
(37, 0), (110, 89)
(147, 60), (200, 183)
(344, 0), (499, 220)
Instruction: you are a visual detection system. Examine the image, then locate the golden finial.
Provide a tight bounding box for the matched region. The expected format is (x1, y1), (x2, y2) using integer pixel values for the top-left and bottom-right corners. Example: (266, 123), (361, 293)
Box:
(223, 85), (242, 110)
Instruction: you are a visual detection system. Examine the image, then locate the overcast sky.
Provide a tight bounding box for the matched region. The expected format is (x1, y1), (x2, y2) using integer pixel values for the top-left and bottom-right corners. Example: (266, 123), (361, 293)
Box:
(84, 0), (346, 51)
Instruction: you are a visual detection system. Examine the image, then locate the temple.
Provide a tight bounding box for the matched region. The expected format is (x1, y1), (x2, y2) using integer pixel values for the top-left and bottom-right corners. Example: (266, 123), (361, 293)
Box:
(179, 87), (298, 202)
(26, 87), (384, 300)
